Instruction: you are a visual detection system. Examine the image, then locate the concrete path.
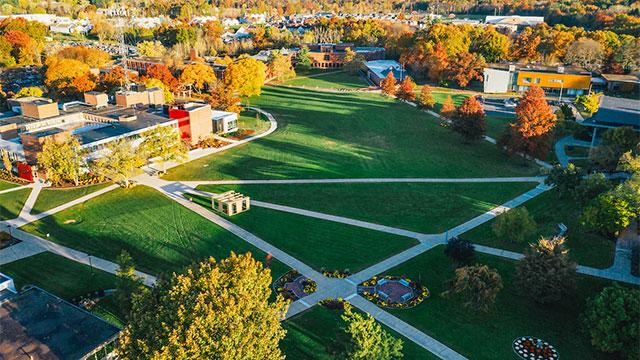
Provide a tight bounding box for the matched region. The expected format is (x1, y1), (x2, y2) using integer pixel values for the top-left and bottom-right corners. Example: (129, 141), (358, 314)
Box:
(555, 136), (592, 168)
(0, 183), (33, 195)
(0, 240), (46, 265)
(349, 295), (467, 360)
(187, 176), (545, 186)
(17, 180), (46, 218)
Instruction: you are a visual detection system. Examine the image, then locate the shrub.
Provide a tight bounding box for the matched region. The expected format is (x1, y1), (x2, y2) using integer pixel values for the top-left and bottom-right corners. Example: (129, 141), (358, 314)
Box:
(492, 207), (537, 243)
(442, 265), (503, 312)
(444, 237), (475, 267)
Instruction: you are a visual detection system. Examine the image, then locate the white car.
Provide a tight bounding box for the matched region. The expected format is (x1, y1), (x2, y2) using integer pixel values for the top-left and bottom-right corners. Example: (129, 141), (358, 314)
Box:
(503, 98), (518, 108)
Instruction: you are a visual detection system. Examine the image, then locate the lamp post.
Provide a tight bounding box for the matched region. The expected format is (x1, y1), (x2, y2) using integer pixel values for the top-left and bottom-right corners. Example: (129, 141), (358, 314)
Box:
(551, 79), (564, 102)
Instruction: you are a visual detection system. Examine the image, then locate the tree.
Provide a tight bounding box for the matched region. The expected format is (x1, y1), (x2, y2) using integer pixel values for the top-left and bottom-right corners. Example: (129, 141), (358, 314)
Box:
(574, 173), (611, 205)
(179, 63), (216, 93)
(69, 74), (96, 96)
(139, 125), (187, 172)
(117, 252), (288, 360)
(591, 127), (640, 171)
(144, 78), (174, 103)
(396, 76), (415, 102)
(267, 52), (295, 83)
(224, 58), (267, 98)
(544, 163), (584, 198)
(510, 27), (541, 62)
(581, 191), (636, 236)
(208, 81), (241, 113)
(380, 72), (397, 96)
(425, 43), (449, 82)
(99, 66), (137, 94)
(439, 95), (456, 120)
(55, 46), (112, 68)
(613, 38), (640, 73)
(136, 41), (166, 58)
(565, 38), (605, 72)
(417, 85), (435, 109)
(582, 285), (640, 359)
(14, 86), (43, 98)
(493, 207), (537, 243)
(2, 151), (12, 173)
(91, 139), (144, 188)
(344, 48), (365, 74)
(44, 57), (91, 97)
(447, 52), (485, 88)
(144, 64), (180, 92)
(341, 302), (403, 360)
(470, 26), (508, 63)
(442, 265), (503, 312)
(115, 250), (146, 318)
(296, 45), (312, 69)
(444, 237), (475, 267)
(516, 237), (577, 304)
(451, 96), (486, 142)
(37, 136), (85, 186)
(575, 92), (603, 115)
(500, 86), (556, 159)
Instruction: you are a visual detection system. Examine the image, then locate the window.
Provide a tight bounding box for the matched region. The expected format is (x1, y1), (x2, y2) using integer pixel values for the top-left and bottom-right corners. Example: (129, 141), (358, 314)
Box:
(534, 78), (541, 84)
(324, 54), (330, 61)
(522, 77), (532, 84)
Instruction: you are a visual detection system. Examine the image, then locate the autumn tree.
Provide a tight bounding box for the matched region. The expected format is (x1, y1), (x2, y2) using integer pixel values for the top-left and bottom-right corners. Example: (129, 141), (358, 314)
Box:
(144, 64), (180, 91)
(451, 96), (486, 142)
(613, 38), (640, 73)
(208, 81), (241, 113)
(99, 66), (137, 94)
(493, 207), (537, 243)
(380, 72), (397, 96)
(69, 74), (97, 96)
(396, 76), (416, 102)
(144, 78), (174, 103)
(139, 125), (187, 172)
(267, 52), (295, 83)
(225, 57), (267, 99)
(575, 92), (603, 115)
(565, 38), (605, 72)
(510, 27), (541, 62)
(14, 86), (43, 98)
(37, 136), (85, 186)
(448, 52), (485, 88)
(115, 250), (146, 318)
(343, 47), (365, 74)
(425, 43), (449, 83)
(2, 151), (12, 174)
(342, 302), (403, 360)
(499, 86), (556, 159)
(417, 85), (435, 109)
(180, 63), (216, 93)
(516, 237), (577, 304)
(442, 265), (503, 312)
(91, 139), (144, 188)
(439, 95), (456, 120)
(55, 46), (112, 68)
(582, 285), (640, 360)
(44, 57), (92, 97)
(117, 252), (288, 360)
(136, 40), (166, 57)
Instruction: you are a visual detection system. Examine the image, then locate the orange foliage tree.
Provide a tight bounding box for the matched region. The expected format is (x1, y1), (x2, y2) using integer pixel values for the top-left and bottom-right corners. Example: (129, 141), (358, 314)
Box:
(55, 46), (112, 68)
(440, 95), (456, 119)
(451, 96), (486, 142)
(380, 72), (397, 96)
(418, 85), (435, 109)
(396, 76), (416, 101)
(144, 64), (180, 91)
(69, 74), (96, 96)
(426, 43), (449, 83)
(448, 52), (486, 88)
(99, 66), (138, 94)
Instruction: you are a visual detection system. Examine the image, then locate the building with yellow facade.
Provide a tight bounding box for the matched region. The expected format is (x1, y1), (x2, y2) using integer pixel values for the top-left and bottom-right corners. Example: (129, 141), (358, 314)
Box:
(483, 64), (591, 98)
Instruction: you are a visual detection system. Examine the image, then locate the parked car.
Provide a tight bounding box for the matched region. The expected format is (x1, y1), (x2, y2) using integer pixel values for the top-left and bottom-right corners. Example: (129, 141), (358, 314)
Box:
(503, 98), (518, 108)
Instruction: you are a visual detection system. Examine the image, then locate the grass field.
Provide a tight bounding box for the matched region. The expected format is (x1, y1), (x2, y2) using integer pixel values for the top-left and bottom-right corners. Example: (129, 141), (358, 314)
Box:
(283, 71), (367, 89)
(377, 246), (621, 359)
(485, 115), (514, 139)
(237, 109), (271, 135)
(0, 179), (20, 191)
(189, 194), (417, 272)
(165, 87), (537, 181)
(463, 188), (615, 268)
(0, 188), (30, 220)
(21, 186), (289, 278)
(197, 182), (537, 234)
(283, 305), (438, 359)
(31, 183), (111, 214)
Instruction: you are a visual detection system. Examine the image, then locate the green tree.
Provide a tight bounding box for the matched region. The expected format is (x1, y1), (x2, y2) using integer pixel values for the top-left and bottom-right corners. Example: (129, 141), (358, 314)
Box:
(115, 250), (146, 318)
(14, 86), (43, 98)
(37, 136), (85, 186)
(544, 163), (584, 198)
(575, 92), (603, 115)
(341, 302), (403, 360)
(139, 125), (188, 173)
(581, 191), (636, 236)
(574, 173), (611, 205)
(591, 127), (640, 171)
(91, 139), (144, 188)
(444, 237), (475, 268)
(515, 237), (577, 304)
(582, 285), (640, 360)
(442, 265), (503, 312)
(117, 252), (288, 360)
(296, 45), (312, 69)
(492, 207), (537, 243)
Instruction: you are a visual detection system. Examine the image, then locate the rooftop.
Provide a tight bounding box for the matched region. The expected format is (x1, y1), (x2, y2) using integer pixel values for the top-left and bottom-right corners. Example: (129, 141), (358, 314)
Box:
(486, 63), (591, 75)
(365, 60), (407, 81)
(0, 286), (119, 360)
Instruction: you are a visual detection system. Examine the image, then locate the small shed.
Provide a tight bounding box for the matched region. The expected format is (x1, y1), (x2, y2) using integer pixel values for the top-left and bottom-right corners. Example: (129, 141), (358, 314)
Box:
(211, 110), (239, 134)
(211, 191), (250, 216)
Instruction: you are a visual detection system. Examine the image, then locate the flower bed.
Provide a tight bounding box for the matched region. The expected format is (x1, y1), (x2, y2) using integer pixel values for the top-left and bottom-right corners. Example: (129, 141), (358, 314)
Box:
(273, 270), (316, 301)
(321, 269), (351, 278)
(319, 298), (346, 310)
(513, 337), (559, 360)
(0, 170), (29, 185)
(358, 275), (429, 309)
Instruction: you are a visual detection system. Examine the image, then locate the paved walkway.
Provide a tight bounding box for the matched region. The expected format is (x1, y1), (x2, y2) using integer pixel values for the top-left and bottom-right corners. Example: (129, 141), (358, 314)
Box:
(0, 183), (33, 195)
(0, 240), (46, 265)
(17, 179), (46, 218)
(555, 136), (591, 168)
(186, 176), (545, 186)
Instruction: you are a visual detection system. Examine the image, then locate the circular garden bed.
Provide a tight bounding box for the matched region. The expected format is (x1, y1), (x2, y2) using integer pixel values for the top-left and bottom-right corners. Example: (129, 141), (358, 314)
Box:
(273, 270), (316, 301)
(513, 337), (559, 360)
(358, 275), (428, 309)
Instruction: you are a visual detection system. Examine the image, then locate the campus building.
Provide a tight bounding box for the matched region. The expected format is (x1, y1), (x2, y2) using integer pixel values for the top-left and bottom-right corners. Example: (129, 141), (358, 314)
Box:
(483, 64), (591, 97)
(301, 43), (385, 69)
(364, 60), (407, 86)
(0, 275), (119, 360)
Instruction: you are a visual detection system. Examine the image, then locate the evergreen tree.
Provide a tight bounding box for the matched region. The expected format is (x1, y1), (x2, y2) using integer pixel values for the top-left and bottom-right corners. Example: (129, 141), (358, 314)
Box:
(444, 237), (475, 267)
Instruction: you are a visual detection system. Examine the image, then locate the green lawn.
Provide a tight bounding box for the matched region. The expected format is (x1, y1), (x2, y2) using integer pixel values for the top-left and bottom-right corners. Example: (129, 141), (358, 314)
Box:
(485, 115), (514, 139)
(284, 71), (367, 89)
(236, 109), (271, 135)
(283, 305), (438, 360)
(189, 194), (417, 272)
(31, 183), (111, 214)
(1, 252), (117, 300)
(431, 90), (468, 112)
(20, 186), (289, 278)
(197, 182), (537, 234)
(463, 189), (615, 268)
(377, 246), (623, 359)
(164, 87), (537, 181)
(0, 188), (30, 220)
(0, 179), (20, 191)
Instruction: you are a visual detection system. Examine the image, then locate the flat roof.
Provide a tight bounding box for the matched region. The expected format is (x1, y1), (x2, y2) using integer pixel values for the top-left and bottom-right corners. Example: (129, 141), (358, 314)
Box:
(601, 74), (640, 83)
(583, 96), (640, 130)
(365, 60), (406, 80)
(0, 287), (119, 360)
(486, 63), (590, 75)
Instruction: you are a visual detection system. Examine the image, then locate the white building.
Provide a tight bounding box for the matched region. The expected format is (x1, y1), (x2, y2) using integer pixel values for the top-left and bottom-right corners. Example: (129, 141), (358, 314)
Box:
(485, 15), (545, 32)
(211, 110), (238, 134)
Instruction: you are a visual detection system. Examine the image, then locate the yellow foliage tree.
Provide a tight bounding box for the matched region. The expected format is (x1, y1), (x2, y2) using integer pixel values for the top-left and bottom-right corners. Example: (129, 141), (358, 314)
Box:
(179, 63), (217, 93)
(224, 57), (267, 98)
